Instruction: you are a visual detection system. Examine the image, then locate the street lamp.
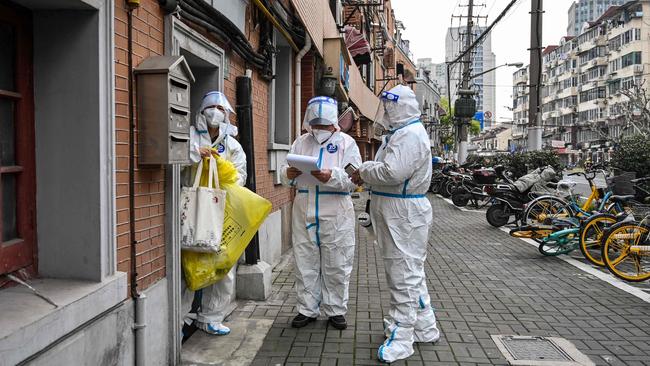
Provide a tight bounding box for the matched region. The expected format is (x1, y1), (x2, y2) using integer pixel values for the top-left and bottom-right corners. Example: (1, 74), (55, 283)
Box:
(469, 62), (524, 80)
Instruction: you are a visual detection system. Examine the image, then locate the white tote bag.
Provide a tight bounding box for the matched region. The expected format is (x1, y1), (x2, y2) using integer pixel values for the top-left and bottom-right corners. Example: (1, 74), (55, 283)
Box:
(180, 157), (227, 253)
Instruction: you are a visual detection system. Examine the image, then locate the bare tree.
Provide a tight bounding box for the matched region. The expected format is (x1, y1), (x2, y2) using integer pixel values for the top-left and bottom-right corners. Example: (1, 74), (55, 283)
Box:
(618, 79), (650, 137)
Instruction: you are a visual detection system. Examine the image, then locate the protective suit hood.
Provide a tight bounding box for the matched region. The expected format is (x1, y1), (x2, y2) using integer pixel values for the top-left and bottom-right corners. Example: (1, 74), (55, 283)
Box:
(194, 91), (238, 149)
(375, 84), (421, 131)
(302, 96), (340, 133)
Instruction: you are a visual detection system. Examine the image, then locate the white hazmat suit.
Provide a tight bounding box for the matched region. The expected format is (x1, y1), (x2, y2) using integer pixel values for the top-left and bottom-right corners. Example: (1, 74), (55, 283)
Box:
(358, 85), (441, 362)
(183, 91), (246, 335)
(281, 96), (361, 321)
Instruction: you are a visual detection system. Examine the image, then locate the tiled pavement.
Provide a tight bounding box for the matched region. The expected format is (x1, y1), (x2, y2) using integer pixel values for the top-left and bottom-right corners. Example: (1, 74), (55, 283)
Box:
(232, 195), (650, 365)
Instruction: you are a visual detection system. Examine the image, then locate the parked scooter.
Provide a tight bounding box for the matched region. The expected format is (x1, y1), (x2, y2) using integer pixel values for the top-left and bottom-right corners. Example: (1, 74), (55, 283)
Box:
(451, 167), (498, 208)
(485, 166), (558, 227)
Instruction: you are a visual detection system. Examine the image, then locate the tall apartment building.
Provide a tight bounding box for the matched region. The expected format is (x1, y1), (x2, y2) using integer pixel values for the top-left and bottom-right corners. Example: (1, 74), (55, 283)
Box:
(446, 26), (497, 129)
(514, 0), (649, 163)
(568, 0), (633, 36)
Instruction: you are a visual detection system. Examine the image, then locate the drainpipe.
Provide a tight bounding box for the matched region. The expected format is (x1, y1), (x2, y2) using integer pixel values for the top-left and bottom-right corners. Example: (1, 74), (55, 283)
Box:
(295, 35), (312, 136)
(126, 1), (147, 365)
(238, 71), (259, 265)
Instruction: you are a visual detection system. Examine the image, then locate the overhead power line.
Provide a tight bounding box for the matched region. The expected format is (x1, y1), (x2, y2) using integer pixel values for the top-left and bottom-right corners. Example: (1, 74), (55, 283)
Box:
(447, 0), (521, 67)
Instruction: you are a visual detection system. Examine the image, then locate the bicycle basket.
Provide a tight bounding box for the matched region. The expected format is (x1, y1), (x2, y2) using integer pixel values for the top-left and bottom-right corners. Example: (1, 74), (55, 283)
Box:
(622, 200), (650, 220)
(608, 172), (636, 196)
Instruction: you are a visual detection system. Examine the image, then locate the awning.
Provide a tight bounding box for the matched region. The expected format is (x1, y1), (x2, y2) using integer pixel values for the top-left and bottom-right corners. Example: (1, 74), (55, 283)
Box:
(344, 26), (371, 65)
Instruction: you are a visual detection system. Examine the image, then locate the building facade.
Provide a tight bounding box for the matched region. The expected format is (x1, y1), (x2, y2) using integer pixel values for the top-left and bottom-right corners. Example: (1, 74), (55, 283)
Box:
(0, 0), (386, 364)
(415, 67), (443, 151)
(445, 25), (497, 129)
(512, 66), (530, 150)
(342, 0), (417, 161)
(568, 0), (633, 36)
(470, 126), (513, 153)
(416, 58), (448, 100)
(514, 0), (650, 163)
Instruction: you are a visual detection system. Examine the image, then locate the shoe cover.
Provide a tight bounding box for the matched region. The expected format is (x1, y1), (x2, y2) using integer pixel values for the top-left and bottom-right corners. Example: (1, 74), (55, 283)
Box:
(414, 305), (441, 343)
(377, 321), (415, 363)
(198, 322), (231, 335)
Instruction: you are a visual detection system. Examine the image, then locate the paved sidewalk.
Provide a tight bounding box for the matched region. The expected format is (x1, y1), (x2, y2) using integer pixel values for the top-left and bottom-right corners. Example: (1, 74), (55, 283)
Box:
(237, 196), (650, 366)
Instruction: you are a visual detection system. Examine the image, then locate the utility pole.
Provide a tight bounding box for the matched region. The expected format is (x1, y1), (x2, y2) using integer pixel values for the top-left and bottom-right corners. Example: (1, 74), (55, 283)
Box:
(457, 0), (474, 164)
(527, 0), (543, 151)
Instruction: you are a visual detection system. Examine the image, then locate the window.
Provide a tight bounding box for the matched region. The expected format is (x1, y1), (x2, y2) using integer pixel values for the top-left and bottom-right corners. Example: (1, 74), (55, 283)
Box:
(609, 79), (621, 94)
(268, 30), (293, 148)
(621, 76), (641, 90)
(621, 51), (642, 68)
(1, 3), (36, 276)
(579, 86), (606, 103)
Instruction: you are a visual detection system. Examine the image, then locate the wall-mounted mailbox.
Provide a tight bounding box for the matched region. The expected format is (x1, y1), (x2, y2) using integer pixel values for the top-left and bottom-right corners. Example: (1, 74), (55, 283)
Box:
(134, 55), (195, 165)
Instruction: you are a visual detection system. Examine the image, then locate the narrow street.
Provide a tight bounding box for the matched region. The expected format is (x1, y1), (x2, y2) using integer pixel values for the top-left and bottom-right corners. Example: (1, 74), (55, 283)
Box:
(184, 194), (650, 366)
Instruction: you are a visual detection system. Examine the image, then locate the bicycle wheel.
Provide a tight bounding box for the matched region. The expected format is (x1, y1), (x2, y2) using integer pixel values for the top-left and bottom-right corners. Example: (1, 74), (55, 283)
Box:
(579, 213), (616, 267)
(442, 181), (455, 198)
(602, 222), (650, 282)
(430, 180), (441, 194)
(522, 196), (573, 226)
(538, 233), (577, 256)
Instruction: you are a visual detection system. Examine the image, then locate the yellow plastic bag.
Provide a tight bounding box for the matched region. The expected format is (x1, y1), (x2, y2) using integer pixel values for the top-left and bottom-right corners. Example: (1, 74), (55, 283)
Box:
(182, 156), (273, 291)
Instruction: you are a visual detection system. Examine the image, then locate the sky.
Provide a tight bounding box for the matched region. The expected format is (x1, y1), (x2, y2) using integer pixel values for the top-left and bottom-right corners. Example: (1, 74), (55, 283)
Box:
(391, 0), (575, 124)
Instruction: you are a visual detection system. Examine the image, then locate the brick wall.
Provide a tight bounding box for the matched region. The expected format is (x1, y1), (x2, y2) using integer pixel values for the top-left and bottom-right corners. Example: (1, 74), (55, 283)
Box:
(300, 51), (316, 127)
(114, 2), (296, 296)
(343, 6), (363, 30)
(115, 0), (166, 294)
(213, 5), (292, 210)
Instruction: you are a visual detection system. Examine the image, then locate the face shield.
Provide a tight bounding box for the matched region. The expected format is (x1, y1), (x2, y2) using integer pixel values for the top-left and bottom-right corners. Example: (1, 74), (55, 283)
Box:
(374, 85), (421, 132)
(374, 90), (400, 132)
(197, 91), (238, 142)
(302, 96), (340, 133)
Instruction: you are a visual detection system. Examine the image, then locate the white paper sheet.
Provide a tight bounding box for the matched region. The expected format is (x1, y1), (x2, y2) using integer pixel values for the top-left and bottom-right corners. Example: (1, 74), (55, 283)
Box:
(287, 153), (321, 186)
(287, 153), (320, 172)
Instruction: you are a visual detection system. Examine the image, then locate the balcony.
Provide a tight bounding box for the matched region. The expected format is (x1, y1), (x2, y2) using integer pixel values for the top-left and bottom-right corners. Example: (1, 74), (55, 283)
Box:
(593, 98), (608, 107)
(634, 64), (644, 74)
(560, 106), (576, 115)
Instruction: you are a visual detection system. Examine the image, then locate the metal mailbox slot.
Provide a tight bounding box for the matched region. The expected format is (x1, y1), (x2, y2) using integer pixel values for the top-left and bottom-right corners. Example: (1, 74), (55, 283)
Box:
(134, 55), (195, 165)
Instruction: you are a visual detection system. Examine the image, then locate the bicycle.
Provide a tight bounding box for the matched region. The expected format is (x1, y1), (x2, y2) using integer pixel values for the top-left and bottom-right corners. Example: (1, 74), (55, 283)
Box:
(578, 175), (649, 266)
(601, 199), (650, 282)
(510, 170), (624, 256)
(522, 168), (617, 227)
(596, 176), (650, 281)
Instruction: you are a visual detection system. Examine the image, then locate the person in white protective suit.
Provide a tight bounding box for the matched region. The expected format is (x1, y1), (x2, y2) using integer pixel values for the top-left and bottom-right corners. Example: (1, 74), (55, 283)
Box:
(351, 85), (441, 363)
(183, 91), (247, 336)
(280, 96), (361, 330)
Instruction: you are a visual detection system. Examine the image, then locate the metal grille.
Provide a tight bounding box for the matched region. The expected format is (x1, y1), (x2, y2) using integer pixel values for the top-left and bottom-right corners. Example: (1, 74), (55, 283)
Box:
(501, 336), (572, 361)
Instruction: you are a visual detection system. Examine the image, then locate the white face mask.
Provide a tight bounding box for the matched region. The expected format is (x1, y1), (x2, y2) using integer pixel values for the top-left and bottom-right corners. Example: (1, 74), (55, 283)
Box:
(311, 129), (333, 144)
(204, 107), (225, 127)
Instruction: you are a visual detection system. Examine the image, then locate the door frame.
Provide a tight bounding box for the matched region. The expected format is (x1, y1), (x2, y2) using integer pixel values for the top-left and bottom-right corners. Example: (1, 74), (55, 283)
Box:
(0, 0), (36, 277)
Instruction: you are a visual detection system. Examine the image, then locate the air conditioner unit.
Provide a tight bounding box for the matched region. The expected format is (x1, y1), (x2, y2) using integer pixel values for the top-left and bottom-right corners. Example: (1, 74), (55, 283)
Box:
(634, 64), (644, 74)
(607, 74), (613, 80)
